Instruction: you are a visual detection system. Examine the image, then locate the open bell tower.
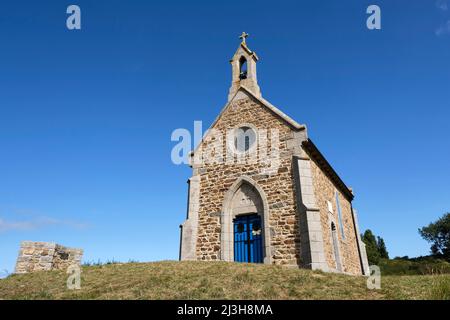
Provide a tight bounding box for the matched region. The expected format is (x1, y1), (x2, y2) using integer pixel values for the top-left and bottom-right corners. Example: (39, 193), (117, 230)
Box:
(228, 32), (262, 101)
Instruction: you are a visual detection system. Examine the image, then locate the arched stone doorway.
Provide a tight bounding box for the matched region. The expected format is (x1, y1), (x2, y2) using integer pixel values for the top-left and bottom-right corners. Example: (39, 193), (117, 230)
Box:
(221, 176), (271, 264)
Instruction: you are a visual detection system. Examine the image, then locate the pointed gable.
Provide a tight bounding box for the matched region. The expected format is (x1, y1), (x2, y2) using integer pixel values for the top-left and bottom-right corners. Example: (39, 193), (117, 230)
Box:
(191, 86), (306, 158)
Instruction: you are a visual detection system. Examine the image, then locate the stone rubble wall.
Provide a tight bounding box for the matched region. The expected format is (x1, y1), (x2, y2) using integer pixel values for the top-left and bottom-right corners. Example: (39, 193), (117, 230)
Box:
(15, 241), (83, 274)
(309, 159), (363, 275)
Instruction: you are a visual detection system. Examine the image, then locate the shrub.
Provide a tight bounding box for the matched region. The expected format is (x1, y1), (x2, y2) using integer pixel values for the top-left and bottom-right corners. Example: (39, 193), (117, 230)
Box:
(379, 257), (450, 275)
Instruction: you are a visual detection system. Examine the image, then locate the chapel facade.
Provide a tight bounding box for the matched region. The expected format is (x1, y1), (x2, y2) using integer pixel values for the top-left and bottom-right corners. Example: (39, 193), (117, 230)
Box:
(179, 34), (369, 275)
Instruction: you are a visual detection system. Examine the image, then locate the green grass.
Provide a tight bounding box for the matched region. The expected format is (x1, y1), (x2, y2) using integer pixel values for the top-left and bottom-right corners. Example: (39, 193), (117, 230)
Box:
(0, 261), (449, 300)
(429, 277), (450, 300)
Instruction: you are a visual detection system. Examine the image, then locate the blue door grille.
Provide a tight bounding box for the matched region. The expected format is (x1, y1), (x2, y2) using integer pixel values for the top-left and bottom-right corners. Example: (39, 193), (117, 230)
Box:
(233, 214), (263, 263)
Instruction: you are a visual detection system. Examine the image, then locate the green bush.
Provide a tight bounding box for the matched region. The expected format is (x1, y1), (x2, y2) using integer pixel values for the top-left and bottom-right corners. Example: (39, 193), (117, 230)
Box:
(379, 257), (450, 276)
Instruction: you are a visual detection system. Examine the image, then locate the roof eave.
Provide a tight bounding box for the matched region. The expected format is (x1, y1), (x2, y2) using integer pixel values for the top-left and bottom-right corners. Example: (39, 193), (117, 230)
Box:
(302, 139), (354, 201)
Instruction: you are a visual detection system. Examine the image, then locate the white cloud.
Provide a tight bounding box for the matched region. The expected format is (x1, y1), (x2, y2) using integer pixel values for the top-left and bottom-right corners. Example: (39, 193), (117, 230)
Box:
(0, 216), (88, 233)
(0, 218), (35, 232)
(436, 0), (449, 11)
(436, 20), (450, 36)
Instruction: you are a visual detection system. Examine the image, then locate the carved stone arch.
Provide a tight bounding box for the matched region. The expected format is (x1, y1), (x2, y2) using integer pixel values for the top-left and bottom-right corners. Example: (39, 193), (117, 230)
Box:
(221, 176), (272, 264)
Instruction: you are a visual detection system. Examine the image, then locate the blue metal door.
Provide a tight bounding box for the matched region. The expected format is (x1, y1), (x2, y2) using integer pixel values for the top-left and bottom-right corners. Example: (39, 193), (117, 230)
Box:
(233, 214), (263, 263)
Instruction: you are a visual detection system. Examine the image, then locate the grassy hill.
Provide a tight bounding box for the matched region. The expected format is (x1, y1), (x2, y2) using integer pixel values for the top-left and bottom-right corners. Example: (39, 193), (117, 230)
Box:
(0, 261), (449, 300)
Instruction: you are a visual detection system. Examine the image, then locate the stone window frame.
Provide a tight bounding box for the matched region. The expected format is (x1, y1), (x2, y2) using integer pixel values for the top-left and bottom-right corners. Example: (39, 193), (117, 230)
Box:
(334, 189), (346, 240)
(327, 212), (343, 272)
(327, 200), (333, 215)
(226, 123), (259, 156)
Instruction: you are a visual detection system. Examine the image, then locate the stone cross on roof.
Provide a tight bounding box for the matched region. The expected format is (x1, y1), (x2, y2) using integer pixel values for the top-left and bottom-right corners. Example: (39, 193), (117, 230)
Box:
(239, 32), (249, 44)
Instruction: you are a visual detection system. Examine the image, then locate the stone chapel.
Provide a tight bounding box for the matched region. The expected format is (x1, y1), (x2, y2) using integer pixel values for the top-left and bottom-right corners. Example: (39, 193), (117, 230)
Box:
(179, 33), (369, 275)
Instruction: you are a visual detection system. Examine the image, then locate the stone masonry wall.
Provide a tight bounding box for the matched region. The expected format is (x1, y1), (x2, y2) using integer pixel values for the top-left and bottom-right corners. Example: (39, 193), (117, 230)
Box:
(15, 241), (83, 274)
(309, 159), (362, 275)
(194, 95), (302, 266)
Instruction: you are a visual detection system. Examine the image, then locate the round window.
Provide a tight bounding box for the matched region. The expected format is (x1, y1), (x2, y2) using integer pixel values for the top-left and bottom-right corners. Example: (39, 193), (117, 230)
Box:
(233, 126), (256, 153)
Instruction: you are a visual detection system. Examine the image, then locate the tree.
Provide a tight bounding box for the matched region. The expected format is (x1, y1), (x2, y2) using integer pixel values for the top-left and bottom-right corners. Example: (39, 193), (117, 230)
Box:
(361, 229), (390, 264)
(377, 236), (389, 259)
(419, 213), (450, 261)
(362, 230), (381, 265)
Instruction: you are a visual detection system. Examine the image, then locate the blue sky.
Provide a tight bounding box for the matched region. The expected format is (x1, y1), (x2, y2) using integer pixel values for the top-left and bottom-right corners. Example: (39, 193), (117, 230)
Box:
(1, 0), (450, 276)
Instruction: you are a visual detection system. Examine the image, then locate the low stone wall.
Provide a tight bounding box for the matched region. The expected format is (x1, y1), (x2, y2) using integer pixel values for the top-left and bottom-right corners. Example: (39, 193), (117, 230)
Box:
(15, 241), (83, 274)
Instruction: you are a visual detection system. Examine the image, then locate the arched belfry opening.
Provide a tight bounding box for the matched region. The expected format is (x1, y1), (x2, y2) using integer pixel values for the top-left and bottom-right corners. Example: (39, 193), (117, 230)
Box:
(221, 177), (271, 264)
(239, 56), (248, 80)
